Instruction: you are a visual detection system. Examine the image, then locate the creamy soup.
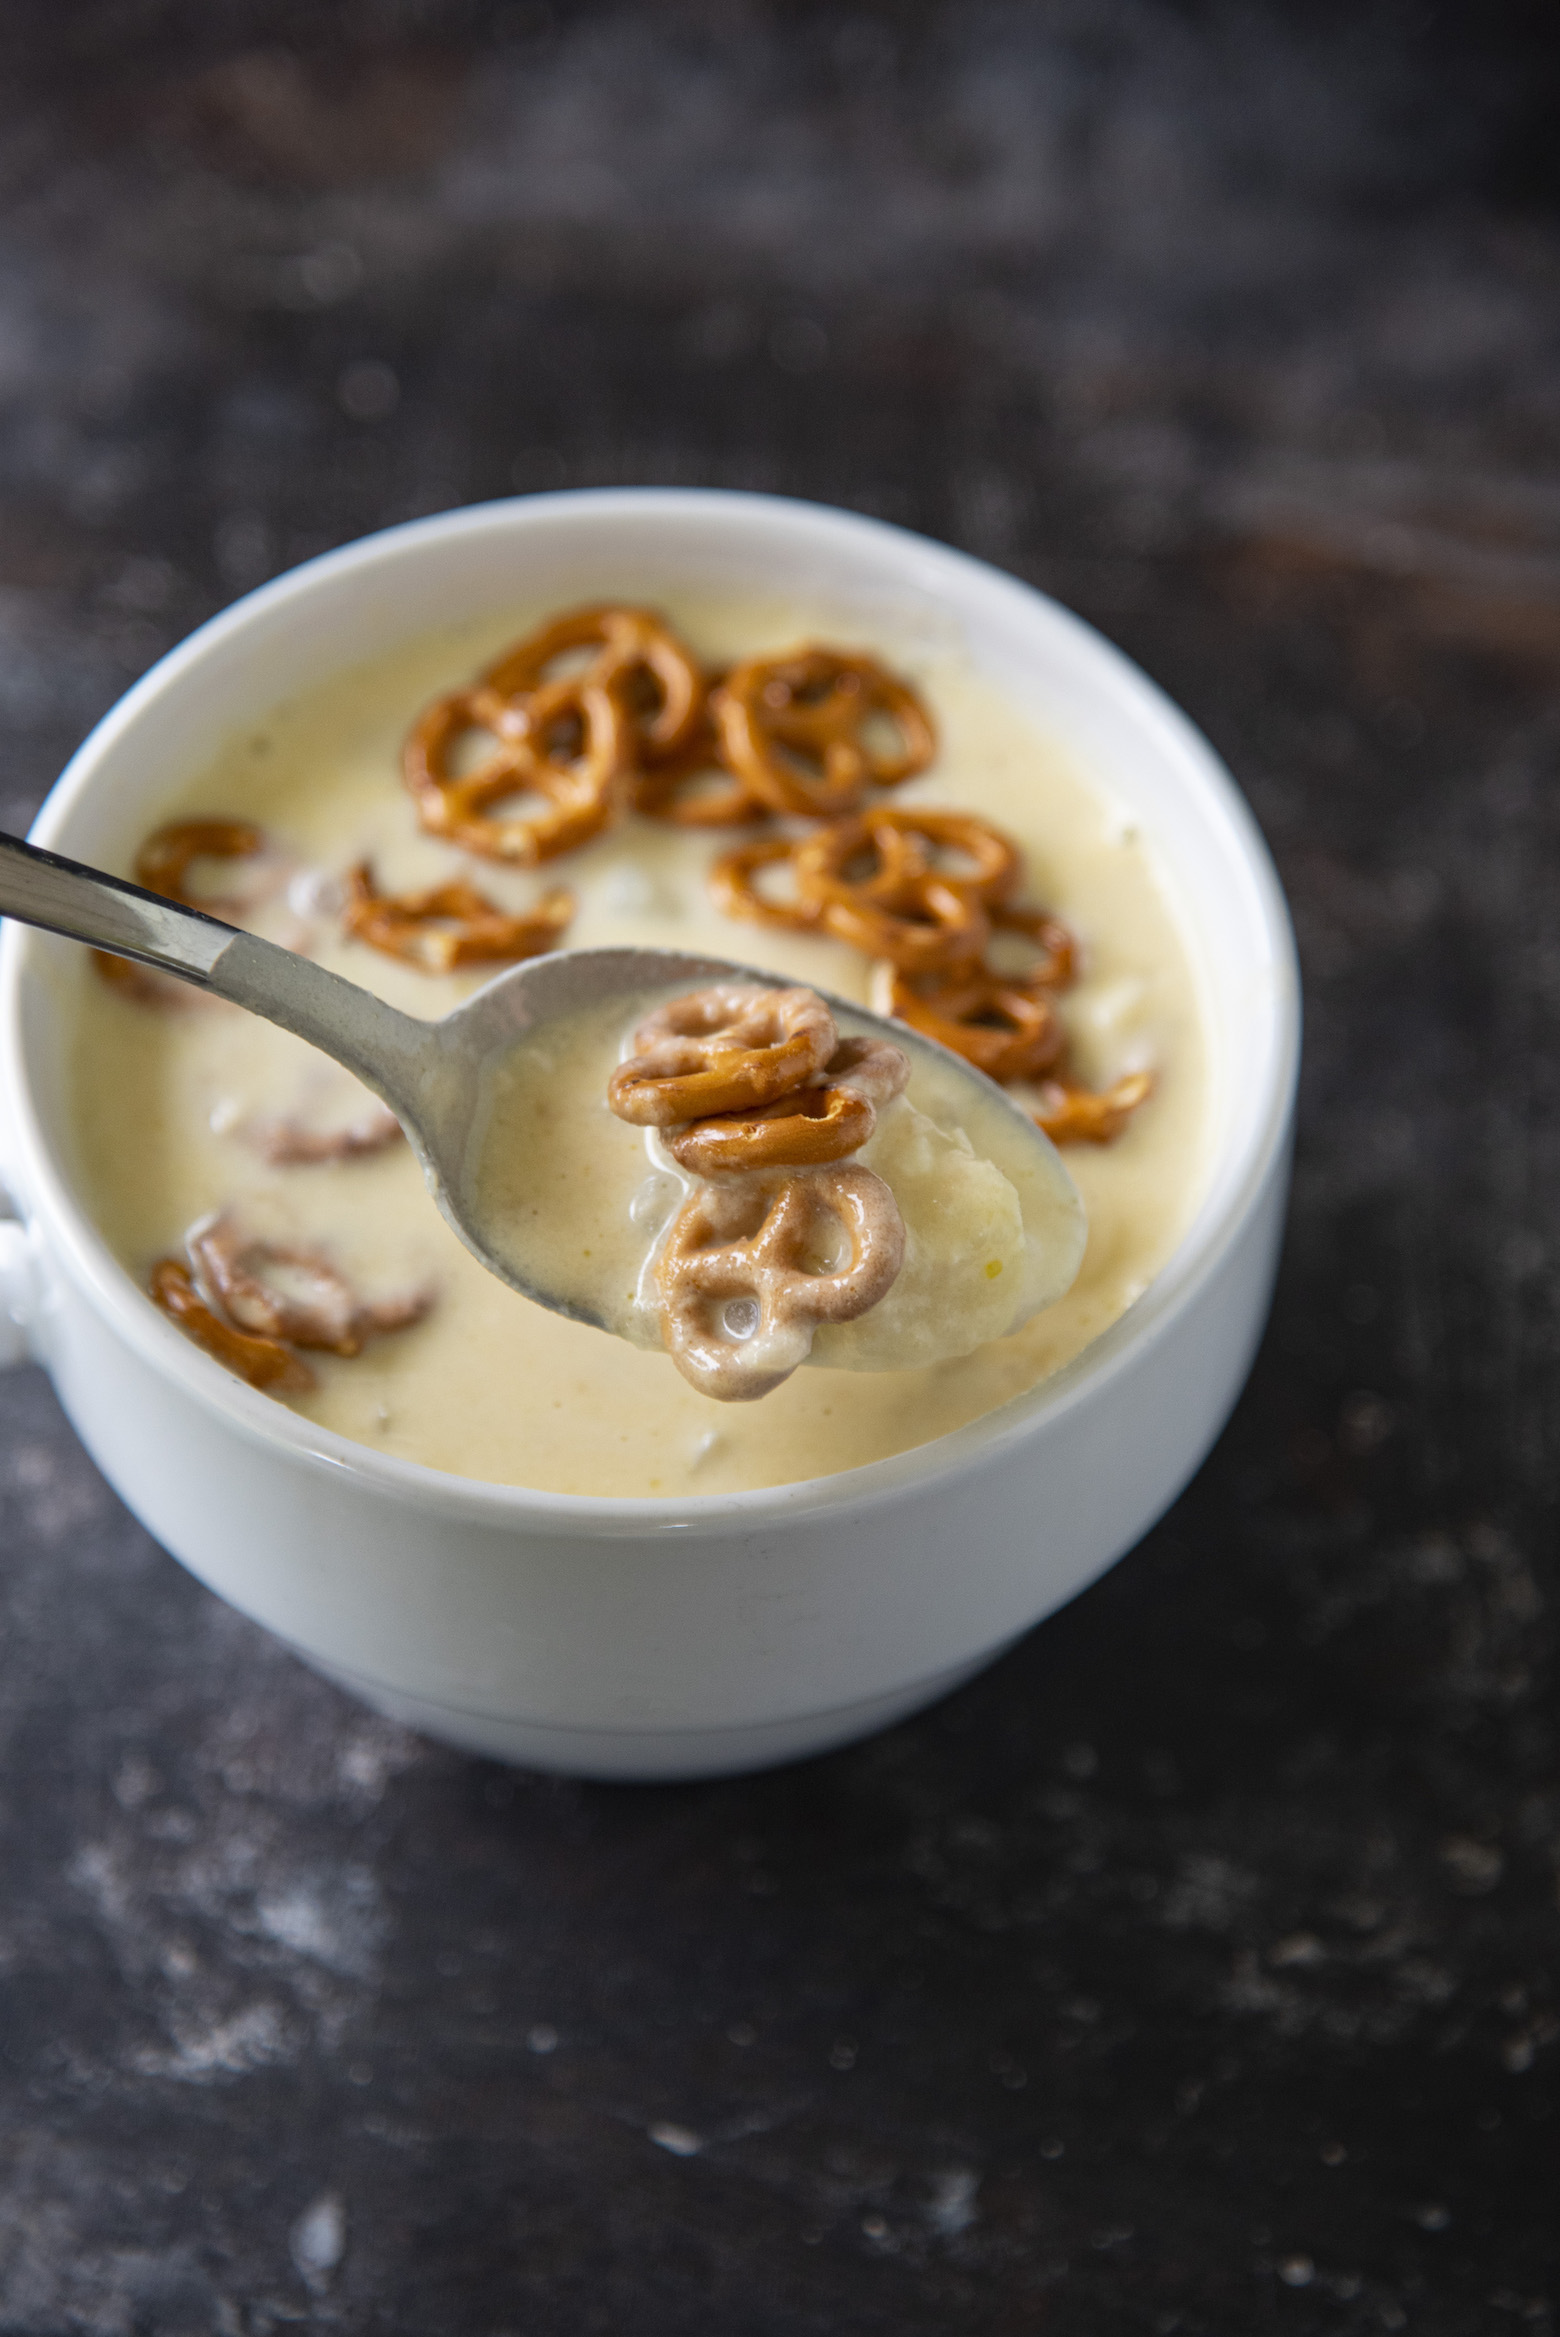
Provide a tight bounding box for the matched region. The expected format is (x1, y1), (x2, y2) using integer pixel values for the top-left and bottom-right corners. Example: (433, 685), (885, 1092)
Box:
(67, 597), (1212, 1498)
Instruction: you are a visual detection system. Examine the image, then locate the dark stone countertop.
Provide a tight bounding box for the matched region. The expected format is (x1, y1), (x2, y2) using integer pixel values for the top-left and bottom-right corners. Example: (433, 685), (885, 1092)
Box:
(2, 5), (1558, 2329)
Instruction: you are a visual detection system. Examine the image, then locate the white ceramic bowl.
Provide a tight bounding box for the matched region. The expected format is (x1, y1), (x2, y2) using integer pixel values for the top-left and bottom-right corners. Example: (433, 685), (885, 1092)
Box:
(0, 492), (1299, 1779)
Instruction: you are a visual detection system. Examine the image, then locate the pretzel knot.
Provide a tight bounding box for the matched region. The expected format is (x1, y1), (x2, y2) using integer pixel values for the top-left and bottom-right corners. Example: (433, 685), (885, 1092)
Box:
(708, 835), (827, 933)
(149, 1257), (315, 1392)
(1035, 1071), (1155, 1146)
(404, 672), (628, 865)
(714, 648), (935, 817)
(794, 812), (992, 975)
(663, 1035), (909, 1174)
(483, 604), (705, 764)
(657, 1164), (906, 1400)
(96, 818), (267, 1004)
(243, 1104), (404, 1166)
(188, 1214), (430, 1357)
(608, 983), (837, 1126)
(631, 699), (771, 828)
(343, 862), (573, 972)
(887, 965), (1067, 1084)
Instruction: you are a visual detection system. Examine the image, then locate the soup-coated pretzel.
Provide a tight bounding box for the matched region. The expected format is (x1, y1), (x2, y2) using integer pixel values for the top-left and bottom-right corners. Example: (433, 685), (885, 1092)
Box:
(245, 1102), (404, 1166)
(404, 671), (628, 864)
(663, 1035), (909, 1174)
(1035, 1070), (1156, 1146)
(483, 605), (705, 765)
(608, 983), (836, 1126)
(189, 1215), (430, 1357)
(149, 1257), (315, 1392)
(714, 648), (935, 818)
(343, 863), (573, 972)
(657, 1163), (906, 1400)
(96, 817), (267, 1002)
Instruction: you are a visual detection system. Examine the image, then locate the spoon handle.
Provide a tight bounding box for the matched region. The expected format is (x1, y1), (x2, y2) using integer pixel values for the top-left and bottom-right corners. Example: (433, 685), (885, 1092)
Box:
(0, 830), (434, 1112)
(0, 829), (238, 982)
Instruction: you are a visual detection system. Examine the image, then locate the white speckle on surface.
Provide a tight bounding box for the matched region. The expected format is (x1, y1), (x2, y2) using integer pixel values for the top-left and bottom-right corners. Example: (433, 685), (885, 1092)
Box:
(290, 2192), (346, 2293)
(926, 2166), (980, 2238)
(208, 1095), (242, 1134)
(1279, 2255), (1315, 2287)
(135, 2001), (294, 2082)
(648, 2122), (702, 2157)
(527, 2022), (559, 2054)
(689, 1428), (726, 1468)
(604, 864), (675, 915)
(288, 866), (343, 920)
(630, 1171), (679, 1228)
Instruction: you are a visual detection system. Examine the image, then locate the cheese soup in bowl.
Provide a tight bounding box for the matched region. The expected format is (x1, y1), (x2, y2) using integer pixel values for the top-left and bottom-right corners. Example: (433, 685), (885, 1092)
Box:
(0, 492), (1298, 1776)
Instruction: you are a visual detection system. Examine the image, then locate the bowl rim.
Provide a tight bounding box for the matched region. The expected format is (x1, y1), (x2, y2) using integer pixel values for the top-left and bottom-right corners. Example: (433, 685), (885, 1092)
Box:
(0, 487), (1300, 1537)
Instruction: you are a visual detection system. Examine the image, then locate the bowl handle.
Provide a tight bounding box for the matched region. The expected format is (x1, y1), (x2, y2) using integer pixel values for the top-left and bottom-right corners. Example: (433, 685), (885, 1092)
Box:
(0, 1215), (37, 1367)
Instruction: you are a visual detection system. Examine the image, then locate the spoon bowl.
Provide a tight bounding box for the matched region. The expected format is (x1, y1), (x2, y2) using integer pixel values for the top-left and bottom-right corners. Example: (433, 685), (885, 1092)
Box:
(0, 831), (1073, 1331)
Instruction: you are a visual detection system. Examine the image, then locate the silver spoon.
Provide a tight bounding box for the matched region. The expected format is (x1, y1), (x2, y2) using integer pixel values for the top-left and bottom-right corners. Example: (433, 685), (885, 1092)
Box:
(0, 829), (1076, 1328)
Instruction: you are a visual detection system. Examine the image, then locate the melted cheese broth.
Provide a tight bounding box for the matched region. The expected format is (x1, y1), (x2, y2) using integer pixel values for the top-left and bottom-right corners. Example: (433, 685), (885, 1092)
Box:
(67, 597), (1213, 1498)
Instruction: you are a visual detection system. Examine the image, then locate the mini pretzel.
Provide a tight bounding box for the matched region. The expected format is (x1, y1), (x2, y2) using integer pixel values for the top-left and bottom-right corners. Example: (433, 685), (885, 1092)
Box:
(664, 1083), (874, 1175)
(819, 1033), (912, 1109)
(1035, 1070), (1155, 1146)
(986, 901), (1076, 991)
(714, 649), (935, 817)
(887, 965), (1066, 1084)
(631, 704), (770, 827)
(608, 984), (836, 1126)
(188, 1215), (430, 1357)
(794, 815), (988, 974)
(242, 1104), (404, 1166)
(483, 605), (704, 763)
(657, 1164), (905, 1400)
(707, 835), (825, 932)
(95, 818), (267, 1001)
(148, 1257), (315, 1393)
(343, 863), (573, 972)
(404, 672), (627, 864)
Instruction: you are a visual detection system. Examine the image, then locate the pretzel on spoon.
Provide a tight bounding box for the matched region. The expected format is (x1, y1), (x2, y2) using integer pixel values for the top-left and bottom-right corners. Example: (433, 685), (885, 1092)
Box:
(664, 1034), (909, 1174)
(656, 1162), (905, 1400)
(608, 983), (838, 1126)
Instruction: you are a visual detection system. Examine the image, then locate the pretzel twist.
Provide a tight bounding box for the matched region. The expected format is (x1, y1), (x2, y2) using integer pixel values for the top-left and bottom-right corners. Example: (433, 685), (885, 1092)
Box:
(188, 1215), (430, 1357)
(662, 1035), (910, 1174)
(483, 605), (705, 763)
(404, 671), (628, 865)
(714, 649), (935, 817)
(707, 835), (826, 932)
(887, 965), (1067, 1084)
(1034, 1071), (1155, 1146)
(631, 706), (770, 827)
(657, 1164), (905, 1400)
(242, 1104), (404, 1166)
(608, 983), (836, 1126)
(149, 1257), (315, 1392)
(343, 862), (573, 972)
(794, 814), (989, 974)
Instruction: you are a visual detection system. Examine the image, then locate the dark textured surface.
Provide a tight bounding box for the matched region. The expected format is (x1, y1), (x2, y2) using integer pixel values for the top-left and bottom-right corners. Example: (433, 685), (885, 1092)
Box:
(2, 4), (1559, 2328)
